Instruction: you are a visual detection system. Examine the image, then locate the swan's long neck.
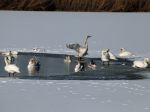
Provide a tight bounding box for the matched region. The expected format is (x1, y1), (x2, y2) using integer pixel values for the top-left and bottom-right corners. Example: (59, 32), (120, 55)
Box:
(144, 59), (149, 65)
(4, 57), (9, 65)
(84, 36), (89, 47)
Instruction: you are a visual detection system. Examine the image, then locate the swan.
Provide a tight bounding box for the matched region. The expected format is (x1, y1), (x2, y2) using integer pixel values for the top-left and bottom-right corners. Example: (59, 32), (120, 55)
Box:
(66, 35), (91, 57)
(119, 48), (134, 57)
(4, 56), (20, 77)
(88, 60), (97, 70)
(64, 56), (71, 64)
(132, 58), (149, 68)
(32, 48), (45, 53)
(27, 57), (40, 75)
(74, 60), (85, 72)
(101, 49), (110, 65)
(109, 51), (117, 60)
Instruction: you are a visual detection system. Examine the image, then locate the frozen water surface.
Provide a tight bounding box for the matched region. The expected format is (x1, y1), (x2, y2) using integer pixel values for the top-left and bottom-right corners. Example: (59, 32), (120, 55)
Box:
(1, 78), (150, 112)
(0, 11), (150, 112)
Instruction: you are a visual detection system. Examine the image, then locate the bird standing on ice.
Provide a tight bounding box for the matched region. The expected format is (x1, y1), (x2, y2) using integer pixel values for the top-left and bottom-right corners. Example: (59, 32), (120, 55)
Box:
(132, 58), (149, 68)
(101, 49), (110, 65)
(119, 48), (134, 57)
(4, 56), (20, 77)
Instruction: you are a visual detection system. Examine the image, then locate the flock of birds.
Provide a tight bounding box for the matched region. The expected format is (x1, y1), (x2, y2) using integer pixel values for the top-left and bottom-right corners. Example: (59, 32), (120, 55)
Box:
(1, 35), (150, 77)
(2, 51), (40, 77)
(65, 35), (150, 72)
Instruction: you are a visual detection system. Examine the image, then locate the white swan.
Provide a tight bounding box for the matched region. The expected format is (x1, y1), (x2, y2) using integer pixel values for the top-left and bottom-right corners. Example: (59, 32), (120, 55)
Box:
(27, 57), (40, 75)
(64, 56), (71, 64)
(101, 49), (110, 65)
(109, 51), (117, 60)
(119, 48), (134, 57)
(32, 48), (45, 53)
(74, 61), (85, 72)
(66, 35), (91, 57)
(132, 58), (149, 68)
(4, 57), (20, 77)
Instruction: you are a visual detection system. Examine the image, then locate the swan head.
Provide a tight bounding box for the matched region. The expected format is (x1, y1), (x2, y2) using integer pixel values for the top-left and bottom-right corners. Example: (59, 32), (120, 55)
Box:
(29, 58), (37, 65)
(144, 58), (150, 64)
(101, 48), (109, 53)
(120, 48), (126, 52)
(87, 35), (92, 38)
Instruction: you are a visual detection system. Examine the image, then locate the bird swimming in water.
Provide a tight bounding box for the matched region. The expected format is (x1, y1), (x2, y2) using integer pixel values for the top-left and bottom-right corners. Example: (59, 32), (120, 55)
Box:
(88, 60), (97, 70)
(66, 35), (91, 58)
(64, 55), (71, 64)
(27, 57), (40, 75)
(74, 58), (85, 72)
(132, 58), (149, 68)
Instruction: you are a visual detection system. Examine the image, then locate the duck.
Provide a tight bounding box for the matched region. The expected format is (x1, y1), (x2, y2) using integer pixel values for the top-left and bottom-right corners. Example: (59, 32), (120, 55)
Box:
(66, 35), (91, 57)
(132, 58), (149, 68)
(119, 48), (134, 57)
(4, 56), (20, 77)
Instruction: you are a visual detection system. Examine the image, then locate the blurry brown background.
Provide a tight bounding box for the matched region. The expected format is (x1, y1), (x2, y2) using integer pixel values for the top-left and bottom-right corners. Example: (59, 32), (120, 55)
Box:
(0, 0), (150, 11)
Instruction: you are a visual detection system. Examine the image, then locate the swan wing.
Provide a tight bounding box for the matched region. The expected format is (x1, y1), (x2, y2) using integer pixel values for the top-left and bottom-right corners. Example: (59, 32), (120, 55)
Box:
(66, 43), (81, 52)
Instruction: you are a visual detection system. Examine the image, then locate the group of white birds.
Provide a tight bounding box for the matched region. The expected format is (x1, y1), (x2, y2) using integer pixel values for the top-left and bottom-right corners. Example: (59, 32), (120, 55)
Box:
(2, 36), (150, 76)
(66, 35), (150, 72)
(3, 51), (40, 77)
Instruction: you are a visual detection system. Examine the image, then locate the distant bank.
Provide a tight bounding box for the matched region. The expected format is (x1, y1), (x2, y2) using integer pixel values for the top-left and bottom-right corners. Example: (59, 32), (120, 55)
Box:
(0, 0), (150, 12)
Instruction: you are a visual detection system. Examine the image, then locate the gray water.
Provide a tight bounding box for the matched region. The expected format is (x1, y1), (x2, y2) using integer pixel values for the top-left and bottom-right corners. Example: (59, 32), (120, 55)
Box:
(0, 52), (149, 80)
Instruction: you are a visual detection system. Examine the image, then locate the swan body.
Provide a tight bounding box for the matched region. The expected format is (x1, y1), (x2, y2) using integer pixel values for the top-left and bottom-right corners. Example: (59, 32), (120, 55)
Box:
(66, 35), (91, 57)
(109, 52), (117, 60)
(4, 56), (20, 76)
(5, 64), (20, 74)
(27, 57), (40, 74)
(132, 58), (149, 68)
(101, 49), (110, 62)
(119, 48), (134, 57)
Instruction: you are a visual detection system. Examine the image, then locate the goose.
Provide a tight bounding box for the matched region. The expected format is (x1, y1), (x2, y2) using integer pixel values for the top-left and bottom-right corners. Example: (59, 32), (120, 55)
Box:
(64, 55), (71, 64)
(4, 56), (20, 77)
(119, 48), (134, 57)
(132, 58), (149, 68)
(66, 35), (91, 57)
(101, 49), (110, 65)
(27, 57), (40, 74)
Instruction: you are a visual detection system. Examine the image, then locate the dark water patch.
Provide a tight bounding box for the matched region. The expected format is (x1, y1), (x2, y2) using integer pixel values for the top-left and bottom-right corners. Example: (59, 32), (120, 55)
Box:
(0, 52), (149, 80)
